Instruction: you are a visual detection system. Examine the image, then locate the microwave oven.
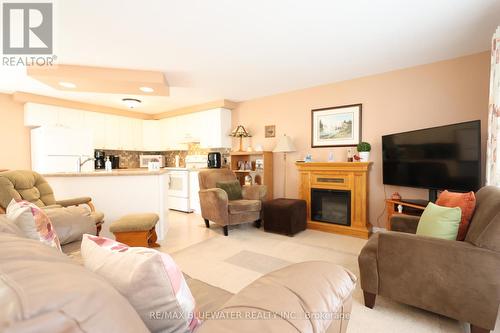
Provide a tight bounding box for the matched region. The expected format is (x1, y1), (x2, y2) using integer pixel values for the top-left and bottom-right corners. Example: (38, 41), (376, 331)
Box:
(139, 155), (166, 168)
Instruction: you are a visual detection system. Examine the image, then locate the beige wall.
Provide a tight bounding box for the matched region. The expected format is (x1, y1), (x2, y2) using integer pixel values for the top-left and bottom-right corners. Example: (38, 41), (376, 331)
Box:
(232, 52), (490, 228)
(0, 93), (31, 170)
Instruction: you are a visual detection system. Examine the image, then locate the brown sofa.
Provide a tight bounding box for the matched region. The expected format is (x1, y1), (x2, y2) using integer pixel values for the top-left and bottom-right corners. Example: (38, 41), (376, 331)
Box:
(0, 216), (356, 333)
(0, 170), (104, 237)
(198, 169), (267, 236)
(358, 186), (500, 333)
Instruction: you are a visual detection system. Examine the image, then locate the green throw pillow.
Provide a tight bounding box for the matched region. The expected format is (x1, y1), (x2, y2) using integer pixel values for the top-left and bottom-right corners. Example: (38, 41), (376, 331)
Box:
(216, 180), (243, 200)
(416, 202), (462, 240)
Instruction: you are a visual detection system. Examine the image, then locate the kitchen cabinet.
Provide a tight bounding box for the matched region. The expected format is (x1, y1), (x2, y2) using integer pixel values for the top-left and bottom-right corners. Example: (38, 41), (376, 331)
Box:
(24, 103), (232, 152)
(24, 103), (84, 128)
(130, 118), (143, 151)
(161, 117), (186, 151)
(199, 108), (232, 148)
(104, 115), (122, 150)
(142, 120), (163, 151)
(83, 111), (106, 149)
(176, 112), (202, 143)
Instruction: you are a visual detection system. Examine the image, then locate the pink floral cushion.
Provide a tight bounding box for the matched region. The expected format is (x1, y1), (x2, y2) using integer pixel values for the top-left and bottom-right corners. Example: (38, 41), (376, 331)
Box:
(6, 199), (61, 251)
(81, 234), (200, 332)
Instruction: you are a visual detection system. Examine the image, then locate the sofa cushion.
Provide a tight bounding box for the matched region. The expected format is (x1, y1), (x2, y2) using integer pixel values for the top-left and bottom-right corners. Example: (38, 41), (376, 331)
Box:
(44, 206), (97, 245)
(184, 274), (233, 314)
(465, 186), (500, 251)
(81, 234), (200, 332)
(6, 199), (61, 251)
(228, 200), (261, 214)
(436, 190), (476, 240)
(0, 232), (148, 333)
(0, 170), (56, 209)
(197, 261), (356, 333)
(216, 180), (243, 201)
(416, 202), (461, 240)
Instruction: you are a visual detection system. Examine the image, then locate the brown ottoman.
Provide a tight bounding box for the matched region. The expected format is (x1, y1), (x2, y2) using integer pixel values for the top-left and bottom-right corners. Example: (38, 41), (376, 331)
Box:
(109, 213), (160, 248)
(263, 199), (307, 236)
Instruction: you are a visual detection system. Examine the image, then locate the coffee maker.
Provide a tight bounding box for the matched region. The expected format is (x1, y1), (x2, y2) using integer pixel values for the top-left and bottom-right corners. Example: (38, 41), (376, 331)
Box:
(207, 152), (221, 168)
(109, 155), (120, 169)
(94, 150), (105, 169)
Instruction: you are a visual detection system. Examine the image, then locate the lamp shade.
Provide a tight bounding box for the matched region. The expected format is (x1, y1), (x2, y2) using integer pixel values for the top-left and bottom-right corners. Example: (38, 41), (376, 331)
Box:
(273, 134), (296, 153)
(230, 125), (251, 137)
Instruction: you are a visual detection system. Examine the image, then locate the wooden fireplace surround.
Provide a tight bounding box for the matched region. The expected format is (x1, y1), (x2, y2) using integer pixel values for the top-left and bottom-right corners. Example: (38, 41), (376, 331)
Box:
(295, 162), (372, 239)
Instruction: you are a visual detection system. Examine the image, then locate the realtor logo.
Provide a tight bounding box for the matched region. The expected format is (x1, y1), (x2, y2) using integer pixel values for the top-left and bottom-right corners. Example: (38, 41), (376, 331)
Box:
(2, 2), (53, 54)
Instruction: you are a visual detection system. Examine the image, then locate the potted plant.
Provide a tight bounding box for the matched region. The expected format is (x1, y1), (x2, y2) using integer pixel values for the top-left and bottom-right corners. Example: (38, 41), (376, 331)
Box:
(356, 142), (371, 162)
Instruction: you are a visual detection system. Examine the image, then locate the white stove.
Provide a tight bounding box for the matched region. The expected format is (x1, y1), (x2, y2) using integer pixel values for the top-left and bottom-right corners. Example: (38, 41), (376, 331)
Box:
(166, 155), (207, 213)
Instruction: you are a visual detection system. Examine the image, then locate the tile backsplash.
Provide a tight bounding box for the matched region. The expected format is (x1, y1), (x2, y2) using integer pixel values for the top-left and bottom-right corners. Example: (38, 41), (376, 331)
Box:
(99, 143), (230, 169)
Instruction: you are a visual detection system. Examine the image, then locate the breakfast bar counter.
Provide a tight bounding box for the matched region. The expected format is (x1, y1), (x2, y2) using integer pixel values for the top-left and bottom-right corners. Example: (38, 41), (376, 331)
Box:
(42, 168), (169, 177)
(44, 169), (169, 241)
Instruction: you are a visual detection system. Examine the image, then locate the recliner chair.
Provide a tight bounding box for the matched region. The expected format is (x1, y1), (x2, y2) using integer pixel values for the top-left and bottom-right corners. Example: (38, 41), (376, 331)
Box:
(0, 170), (104, 235)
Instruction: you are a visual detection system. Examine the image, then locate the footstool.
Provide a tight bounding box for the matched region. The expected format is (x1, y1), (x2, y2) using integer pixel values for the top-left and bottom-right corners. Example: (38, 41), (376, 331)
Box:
(262, 198), (307, 236)
(109, 213), (160, 248)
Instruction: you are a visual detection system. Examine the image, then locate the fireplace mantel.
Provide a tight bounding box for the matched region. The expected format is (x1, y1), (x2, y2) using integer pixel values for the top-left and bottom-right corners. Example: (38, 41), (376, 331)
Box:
(295, 162), (372, 239)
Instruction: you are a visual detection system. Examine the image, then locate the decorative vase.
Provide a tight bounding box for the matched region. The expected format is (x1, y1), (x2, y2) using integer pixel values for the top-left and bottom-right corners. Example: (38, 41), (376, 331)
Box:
(359, 151), (370, 162)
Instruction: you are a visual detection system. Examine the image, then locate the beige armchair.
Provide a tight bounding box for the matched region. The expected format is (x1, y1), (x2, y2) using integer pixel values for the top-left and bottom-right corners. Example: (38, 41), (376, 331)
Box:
(198, 169), (267, 236)
(0, 170), (104, 235)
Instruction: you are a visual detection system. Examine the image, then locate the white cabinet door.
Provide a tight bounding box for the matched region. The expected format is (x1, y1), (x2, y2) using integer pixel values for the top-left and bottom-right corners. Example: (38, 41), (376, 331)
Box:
(160, 118), (171, 150)
(131, 118), (143, 151)
(83, 112), (106, 149)
(219, 108), (232, 148)
(57, 107), (85, 129)
(176, 113), (202, 143)
(161, 117), (184, 151)
(24, 103), (87, 130)
(143, 120), (162, 151)
(199, 108), (232, 148)
(104, 115), (122, 150)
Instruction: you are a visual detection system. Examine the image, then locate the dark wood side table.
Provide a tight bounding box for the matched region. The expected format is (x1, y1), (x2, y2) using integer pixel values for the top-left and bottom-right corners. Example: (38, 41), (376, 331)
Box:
(385, 199), (427, 230)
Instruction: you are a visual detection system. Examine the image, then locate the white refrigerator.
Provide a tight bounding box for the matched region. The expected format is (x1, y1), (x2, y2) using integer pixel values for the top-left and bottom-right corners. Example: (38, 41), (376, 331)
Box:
(31, 126), (94, 173)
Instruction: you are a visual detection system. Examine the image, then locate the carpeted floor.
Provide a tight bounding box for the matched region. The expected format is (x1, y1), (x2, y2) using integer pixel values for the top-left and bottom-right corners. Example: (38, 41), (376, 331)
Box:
(170, 223), (499, 333)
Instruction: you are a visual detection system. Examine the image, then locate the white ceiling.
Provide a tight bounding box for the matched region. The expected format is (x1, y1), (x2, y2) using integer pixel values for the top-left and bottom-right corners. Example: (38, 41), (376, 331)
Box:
(0, 0), (499, 114)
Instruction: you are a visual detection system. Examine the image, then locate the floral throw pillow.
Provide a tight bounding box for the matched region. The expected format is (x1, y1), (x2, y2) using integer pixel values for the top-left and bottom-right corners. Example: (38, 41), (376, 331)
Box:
(6, 199), (61, 251)
(81, 234), (200, 332)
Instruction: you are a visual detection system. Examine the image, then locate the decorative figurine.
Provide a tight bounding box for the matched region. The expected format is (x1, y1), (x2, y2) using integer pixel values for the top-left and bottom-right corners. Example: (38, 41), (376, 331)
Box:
(347, 149), (353, 162)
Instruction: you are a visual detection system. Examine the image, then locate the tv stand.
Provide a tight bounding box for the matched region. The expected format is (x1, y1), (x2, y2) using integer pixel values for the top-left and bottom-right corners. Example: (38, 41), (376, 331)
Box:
(385, 199), (426, 230)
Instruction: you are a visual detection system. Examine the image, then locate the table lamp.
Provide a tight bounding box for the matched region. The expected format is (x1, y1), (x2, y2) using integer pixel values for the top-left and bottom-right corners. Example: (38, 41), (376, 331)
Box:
(230, 125), (251, 152)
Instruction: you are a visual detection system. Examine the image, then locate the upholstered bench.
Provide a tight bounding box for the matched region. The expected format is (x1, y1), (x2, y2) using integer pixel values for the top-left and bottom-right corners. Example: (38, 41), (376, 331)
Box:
(263, 198), (307, 236)
(109, 213), (160, 248)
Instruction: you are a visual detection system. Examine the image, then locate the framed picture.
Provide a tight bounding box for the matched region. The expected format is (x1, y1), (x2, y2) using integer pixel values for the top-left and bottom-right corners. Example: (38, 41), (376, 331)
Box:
(265, 125), (276, 138)
(311, 104), (362, 147)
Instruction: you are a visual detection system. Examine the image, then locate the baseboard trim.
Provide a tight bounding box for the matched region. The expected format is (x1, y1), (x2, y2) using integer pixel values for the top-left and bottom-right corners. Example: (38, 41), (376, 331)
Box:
(371, 227), (387, 233)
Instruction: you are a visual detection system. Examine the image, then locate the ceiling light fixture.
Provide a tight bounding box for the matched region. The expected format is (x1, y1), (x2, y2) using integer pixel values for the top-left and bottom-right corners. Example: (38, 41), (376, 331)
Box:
(139, 86), (154, 93)
(122, 98), (142, 109)
(58, 81), (76, 88)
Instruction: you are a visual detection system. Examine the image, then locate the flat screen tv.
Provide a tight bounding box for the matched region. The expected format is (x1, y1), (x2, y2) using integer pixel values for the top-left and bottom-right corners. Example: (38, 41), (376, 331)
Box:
(382, 120), (481, 200)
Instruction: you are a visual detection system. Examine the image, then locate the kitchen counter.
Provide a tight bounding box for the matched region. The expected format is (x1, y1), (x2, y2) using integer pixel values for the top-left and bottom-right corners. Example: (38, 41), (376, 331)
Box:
(44, 170), (170, 240)
(42, 168), (169, 177)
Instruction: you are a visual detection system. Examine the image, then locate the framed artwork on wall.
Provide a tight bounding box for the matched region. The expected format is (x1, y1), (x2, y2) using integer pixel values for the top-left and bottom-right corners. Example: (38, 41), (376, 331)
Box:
(265, 125), (276, 138)
(311, 104), (362, 147)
